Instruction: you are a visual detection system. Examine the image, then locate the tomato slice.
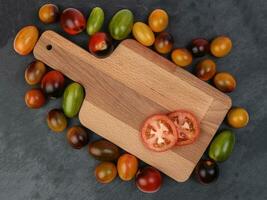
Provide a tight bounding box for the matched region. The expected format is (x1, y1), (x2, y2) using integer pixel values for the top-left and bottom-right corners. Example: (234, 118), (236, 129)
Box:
(168, 110), (200, 146)
(141, 114), (178, 152)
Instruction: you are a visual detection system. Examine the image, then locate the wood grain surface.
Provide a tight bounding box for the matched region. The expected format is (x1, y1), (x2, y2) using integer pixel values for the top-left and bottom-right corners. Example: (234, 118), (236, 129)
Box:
(33, 31), (232, 182)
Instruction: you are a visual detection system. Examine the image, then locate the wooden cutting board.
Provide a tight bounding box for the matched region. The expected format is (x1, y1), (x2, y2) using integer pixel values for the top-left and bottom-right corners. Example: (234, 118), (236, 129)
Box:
(33, 30), (232, 182)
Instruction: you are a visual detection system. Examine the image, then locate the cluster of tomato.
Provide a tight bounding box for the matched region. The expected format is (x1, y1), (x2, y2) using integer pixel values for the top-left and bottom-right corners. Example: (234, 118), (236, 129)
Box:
(13, 3), (251, 191)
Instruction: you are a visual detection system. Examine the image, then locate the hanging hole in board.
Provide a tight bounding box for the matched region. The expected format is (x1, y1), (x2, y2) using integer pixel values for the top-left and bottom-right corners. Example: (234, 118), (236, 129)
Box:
(46, 45), (52, 50)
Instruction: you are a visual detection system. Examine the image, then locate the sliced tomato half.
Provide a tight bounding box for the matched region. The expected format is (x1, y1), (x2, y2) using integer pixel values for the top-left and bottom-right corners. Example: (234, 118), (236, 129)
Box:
(141, 114), (178, 152)
(168, 110), (200, 146)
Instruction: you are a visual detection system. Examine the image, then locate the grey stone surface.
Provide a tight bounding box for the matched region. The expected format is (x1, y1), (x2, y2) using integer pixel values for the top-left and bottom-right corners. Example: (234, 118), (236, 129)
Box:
(0, 0), (267, 199)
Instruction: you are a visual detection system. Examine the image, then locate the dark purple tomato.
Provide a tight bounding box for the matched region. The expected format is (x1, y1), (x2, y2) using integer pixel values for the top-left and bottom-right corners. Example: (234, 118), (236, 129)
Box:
(67, 126), (89, 149)
(189, 38), (210, 57)
(60, 8), (86, 35)
(88, 32), (113, 58)
(195, 159), (219, 184)
(41, 70), (65, 98)
(135, 167), (162, 193)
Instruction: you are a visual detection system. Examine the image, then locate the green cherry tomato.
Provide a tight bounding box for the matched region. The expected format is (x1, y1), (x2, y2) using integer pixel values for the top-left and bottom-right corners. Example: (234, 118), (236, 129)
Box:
(209, 130), (235, 162)
(62, 82), (85, 118)
(109, 9), (134, 40)
(86, 7), (104, 36)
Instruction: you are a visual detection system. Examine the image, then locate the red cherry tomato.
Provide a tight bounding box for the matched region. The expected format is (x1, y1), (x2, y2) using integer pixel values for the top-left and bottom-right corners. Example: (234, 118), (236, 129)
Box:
(88, 32), (113, 58)
(168, 110), (200, 146)
(41, 70), (65, 98)
(60, 8), (86, 35)
(25, 89), (46, 109)
(135, 167), (162, 193)
(141, 114), (178, 152)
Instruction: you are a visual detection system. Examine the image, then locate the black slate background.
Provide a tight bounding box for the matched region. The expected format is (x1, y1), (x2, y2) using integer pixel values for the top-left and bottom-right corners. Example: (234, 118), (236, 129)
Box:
(0, 0), (267, 200)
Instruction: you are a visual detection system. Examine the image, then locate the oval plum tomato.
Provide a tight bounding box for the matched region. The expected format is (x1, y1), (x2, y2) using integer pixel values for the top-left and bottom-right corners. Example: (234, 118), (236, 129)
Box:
(168, 110), (200, 146)
(141, 114), (178, 152)
(88, 32), (113, 58)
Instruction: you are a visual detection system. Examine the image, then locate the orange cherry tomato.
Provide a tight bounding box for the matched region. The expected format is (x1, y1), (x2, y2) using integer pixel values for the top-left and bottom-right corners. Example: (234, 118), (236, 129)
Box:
(95, 162), (117, 184)
(13, 26), (39, 56)
(214, 72), (236, 93)
(25, 89), (46, 109)
(195, 59), (217, 81)
(148, 9), (168, 32)
(38, 3), (59, 24)
(171, 48), (193, 67)
(117, 153), (138, 181)
(210, 36), (232, 57)
(227, 107), (249, 128)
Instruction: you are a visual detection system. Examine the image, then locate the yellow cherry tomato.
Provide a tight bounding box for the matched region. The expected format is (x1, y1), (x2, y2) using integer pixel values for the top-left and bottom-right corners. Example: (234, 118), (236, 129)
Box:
(171, 48), (193, 67)
(13, 26), (39, 56)
(148, 9), (169, 32)
(210, 36), (232, 57)
(132, 22), (155, 46)
(227, 107), (249, 128)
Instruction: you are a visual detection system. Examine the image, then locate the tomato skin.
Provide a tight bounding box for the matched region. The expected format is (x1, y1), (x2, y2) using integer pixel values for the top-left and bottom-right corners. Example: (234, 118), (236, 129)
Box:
(135, 167), (162, 193)
(213, 72), (236, 93)
(88, 140), (120, 161)
(117, 153), (138, 181)
(189, 38), (210, 57)
(25, 60), (46, 85)
(86, 7), (104, 36)
(141, 114), (178, 152)
(41, 70), (65, 98)
(208, 130), (235, 162)
(168, 110), (200, 146)
(154, 32), (173, 54)
(95, 162), (117, 184)
(60, 8), (86, 35)
(13, 26), (39, 56)
(195, 159), (219, 184)
(109, 9), (134, 40)
(67, 126), (89, 149)
(38, 3), (59, 24)
(88, 32), (113, 58)
(227, 107), (249, 128)
(47, 109), (67, 132)
(148, 9), (168, 32)
(62, 82), (84, 118)
(25, 89), (46, 109)
(195, 59), (216, 81)
(171, 48), (193, 67)
(132, 22), (155, 46)
(210, 36), (232, 57)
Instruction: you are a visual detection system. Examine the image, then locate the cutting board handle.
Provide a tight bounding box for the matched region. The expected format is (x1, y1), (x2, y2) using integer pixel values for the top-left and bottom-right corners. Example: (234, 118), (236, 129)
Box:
(33, 30), (109, 86)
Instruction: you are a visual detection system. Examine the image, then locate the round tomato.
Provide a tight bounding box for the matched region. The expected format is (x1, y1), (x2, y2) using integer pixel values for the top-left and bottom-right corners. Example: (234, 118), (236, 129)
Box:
(140, 114), (177, 152)
(227, 107), (249, 128)
(88, 32), (113, 58)
(210, 36), (232, 58)
(168, 110), (200, 146)
(135, 167), (162, 193)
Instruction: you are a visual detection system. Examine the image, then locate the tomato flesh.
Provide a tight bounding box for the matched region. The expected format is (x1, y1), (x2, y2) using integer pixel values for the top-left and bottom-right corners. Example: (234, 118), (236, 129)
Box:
(141, 114), (178, 152)
(168, 110), (200, 146)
